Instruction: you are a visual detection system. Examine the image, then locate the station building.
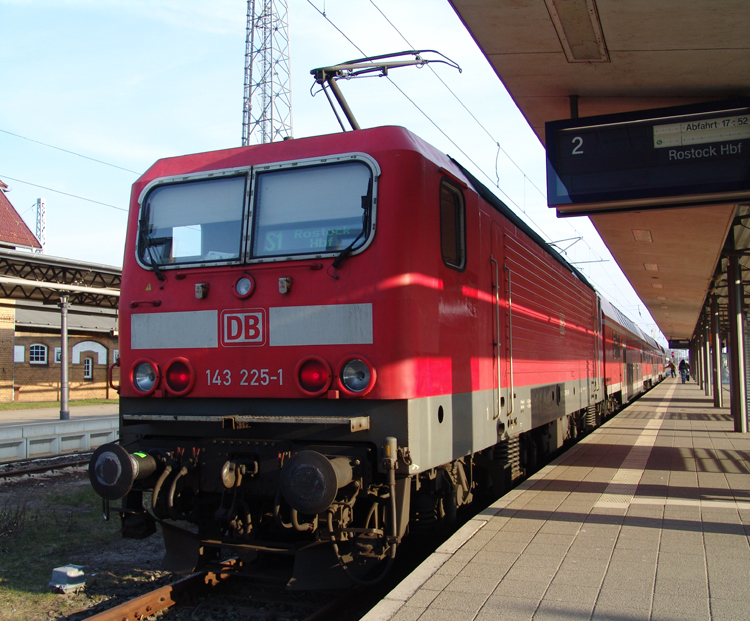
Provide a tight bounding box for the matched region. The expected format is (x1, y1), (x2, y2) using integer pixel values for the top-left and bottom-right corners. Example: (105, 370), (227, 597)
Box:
(0, 179), (120, 403)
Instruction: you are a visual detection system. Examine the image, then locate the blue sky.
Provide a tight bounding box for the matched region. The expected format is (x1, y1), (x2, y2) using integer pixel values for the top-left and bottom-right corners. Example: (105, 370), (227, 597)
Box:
(0, 0), (664, 342)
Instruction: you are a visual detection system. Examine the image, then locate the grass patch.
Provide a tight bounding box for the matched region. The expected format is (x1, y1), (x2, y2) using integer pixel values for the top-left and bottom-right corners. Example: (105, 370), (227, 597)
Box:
(0, 486), (120, 591)
(0, 399), (117, 412)
(0, 481), (124, 618)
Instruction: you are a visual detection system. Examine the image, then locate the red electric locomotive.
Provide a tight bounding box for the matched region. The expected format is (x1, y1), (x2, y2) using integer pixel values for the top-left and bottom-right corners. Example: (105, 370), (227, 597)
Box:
(89, 125), (664, 586)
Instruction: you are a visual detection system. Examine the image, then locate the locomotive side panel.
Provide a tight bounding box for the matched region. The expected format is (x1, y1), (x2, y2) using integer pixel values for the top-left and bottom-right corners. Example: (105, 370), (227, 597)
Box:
(393, 165), (500, 470)
(494, 222), (598, 431)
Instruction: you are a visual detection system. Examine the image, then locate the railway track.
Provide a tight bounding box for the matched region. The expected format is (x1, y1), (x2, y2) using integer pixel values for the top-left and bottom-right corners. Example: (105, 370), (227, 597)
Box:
(0, 452), (92, 478)
(80, 558), (358, 621)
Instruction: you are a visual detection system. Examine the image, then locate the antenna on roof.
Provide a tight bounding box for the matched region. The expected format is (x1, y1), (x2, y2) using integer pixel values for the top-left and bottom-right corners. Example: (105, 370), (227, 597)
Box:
(310, 50), (461, 132)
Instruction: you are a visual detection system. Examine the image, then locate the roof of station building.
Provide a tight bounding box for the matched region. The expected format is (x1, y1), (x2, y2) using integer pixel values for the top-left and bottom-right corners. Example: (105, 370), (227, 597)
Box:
(0, 180), (42, 251)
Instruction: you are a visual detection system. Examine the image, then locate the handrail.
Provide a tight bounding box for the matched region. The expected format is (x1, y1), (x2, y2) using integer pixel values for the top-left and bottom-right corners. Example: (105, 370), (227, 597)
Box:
(108, 359), (120, 394)
(490, 256), (501, 420)
(130, 299), (161, 309)
(505, 264), (515, 416)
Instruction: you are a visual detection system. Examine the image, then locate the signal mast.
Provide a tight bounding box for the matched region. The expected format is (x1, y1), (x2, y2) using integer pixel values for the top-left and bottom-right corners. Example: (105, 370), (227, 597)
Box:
(242, 0), (293, 145)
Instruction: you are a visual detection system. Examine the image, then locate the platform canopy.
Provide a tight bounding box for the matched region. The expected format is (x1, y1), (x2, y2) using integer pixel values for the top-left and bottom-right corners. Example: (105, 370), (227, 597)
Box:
(0, 248), (120, 308)
(449, 0), (750, 341)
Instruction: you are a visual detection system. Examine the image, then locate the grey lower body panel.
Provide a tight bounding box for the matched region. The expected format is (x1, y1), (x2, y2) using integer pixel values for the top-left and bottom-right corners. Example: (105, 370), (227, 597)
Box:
(120, 378), (603, 476)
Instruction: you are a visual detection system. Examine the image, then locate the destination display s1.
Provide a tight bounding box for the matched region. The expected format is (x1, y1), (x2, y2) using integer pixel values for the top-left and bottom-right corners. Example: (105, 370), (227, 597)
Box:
(545, 99), (750, 214)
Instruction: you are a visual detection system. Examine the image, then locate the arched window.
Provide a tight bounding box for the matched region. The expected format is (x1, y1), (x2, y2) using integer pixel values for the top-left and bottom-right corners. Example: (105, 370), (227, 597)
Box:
(29, 344), (48, 365)
(72, 341), (107, 365)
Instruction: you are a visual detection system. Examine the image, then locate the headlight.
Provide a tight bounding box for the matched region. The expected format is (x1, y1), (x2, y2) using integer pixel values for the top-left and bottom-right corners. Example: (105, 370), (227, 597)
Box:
(337, 356), (376, 396)
(132, 359), (159, 395)
(234, 275), (255, 299)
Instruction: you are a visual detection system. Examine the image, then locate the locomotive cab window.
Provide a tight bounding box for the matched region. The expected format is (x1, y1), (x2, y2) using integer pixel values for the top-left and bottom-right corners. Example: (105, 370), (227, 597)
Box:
(252, 161), (373, 259)
(138, 175), (246, 267)
(439, 180), (466, 270)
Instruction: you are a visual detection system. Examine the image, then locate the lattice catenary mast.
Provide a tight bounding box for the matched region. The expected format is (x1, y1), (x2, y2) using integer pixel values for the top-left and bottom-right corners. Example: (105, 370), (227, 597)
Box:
(242, 0), (293, 145)
(35, 198), (46, 254)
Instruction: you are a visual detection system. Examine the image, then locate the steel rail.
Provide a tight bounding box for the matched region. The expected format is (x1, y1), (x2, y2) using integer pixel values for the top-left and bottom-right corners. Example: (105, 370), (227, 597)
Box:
(84, 560), (239, 621)
(0, 453), (92, 478)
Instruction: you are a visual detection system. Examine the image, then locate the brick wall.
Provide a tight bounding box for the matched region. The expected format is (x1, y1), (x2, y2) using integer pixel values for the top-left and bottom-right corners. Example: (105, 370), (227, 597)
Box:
(12, 332), (120, 403)
(0, 301), (14, 402)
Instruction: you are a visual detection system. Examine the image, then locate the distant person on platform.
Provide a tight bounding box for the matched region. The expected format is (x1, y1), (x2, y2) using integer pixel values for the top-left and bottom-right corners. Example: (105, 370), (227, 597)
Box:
(679, 359), (690, 384)
(668, 360), (676, 378)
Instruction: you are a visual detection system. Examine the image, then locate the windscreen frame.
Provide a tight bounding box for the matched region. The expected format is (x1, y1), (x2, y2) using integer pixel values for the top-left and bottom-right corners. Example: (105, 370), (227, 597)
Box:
(135, 152), (380, 272)
(246, 152), (380, 264)
(136, 167), (251, 271)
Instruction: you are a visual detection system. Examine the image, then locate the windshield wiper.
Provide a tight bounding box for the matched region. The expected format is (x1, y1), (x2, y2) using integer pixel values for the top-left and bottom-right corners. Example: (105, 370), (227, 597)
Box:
(332, 178), (372, 270)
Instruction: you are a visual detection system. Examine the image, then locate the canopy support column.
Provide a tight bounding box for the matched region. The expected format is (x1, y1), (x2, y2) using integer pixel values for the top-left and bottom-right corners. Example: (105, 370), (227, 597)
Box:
(59, 295), (69, 421)
(727, 253), (747, 432)
(712, 296), (723, 407)
(703, 314), (711, 397)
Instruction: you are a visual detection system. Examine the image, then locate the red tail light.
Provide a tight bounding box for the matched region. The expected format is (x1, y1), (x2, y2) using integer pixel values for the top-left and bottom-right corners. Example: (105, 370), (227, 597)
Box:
(295, 356), (332, 397)
(165, 358), (195, 396)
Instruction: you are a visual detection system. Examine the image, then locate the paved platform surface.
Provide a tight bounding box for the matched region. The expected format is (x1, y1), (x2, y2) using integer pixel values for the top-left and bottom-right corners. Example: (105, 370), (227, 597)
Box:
(0, 403), (118, 426)
(366, 379), (750, 621)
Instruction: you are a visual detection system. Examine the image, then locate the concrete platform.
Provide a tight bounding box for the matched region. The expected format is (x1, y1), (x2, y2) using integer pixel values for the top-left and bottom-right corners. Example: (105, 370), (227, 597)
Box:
(0, 403), (118, 426)
(0, 403), (118, 462)
(366, 379), (750, 621)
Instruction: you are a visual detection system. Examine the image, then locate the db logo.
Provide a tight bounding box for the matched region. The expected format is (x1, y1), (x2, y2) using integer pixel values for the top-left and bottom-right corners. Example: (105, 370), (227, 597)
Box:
(221, 309), (266, 346)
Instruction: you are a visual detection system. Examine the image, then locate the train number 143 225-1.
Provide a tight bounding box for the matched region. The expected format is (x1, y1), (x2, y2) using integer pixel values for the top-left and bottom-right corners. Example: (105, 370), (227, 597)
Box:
(206, 369), (283, 386)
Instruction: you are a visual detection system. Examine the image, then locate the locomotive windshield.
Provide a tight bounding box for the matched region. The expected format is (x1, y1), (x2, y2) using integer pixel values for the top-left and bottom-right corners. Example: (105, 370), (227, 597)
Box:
(137, 158), (375, 269)
(139, 176), (246, 266)
(252, 161), (371, 258)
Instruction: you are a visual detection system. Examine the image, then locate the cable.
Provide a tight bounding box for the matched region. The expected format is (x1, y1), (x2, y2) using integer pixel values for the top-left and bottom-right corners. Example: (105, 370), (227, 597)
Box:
(369, 0), (546, 198)
(305, 0), (554, 242)
(0, 175), (128, 213)
(306, 0), (363, 53)
(368, 0), (618, 265)
(367, 0), (627, 286)
(307, 1), (659, 335)
(0, 129), (141, 175)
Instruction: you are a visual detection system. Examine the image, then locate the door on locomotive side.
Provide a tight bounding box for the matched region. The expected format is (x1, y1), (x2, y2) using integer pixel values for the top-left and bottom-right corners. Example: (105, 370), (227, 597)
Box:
(591, 297), (604, 405)
(490, 221), (510, 422)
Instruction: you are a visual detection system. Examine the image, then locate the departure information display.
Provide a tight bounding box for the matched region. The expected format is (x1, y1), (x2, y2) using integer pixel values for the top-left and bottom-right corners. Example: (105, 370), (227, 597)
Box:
(546, 99), (750, 214)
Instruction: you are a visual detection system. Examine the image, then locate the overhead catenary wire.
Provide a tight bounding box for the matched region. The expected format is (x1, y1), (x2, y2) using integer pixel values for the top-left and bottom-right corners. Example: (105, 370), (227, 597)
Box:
(306, 0), (655, 332)
(0, 175), (128, 213)
(304, 0), (553, 243)
(366, 0), (614, 260)
(0, 128), (141, 175)
(368, 0), (546, 199)
(366, 0), (656, 329)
